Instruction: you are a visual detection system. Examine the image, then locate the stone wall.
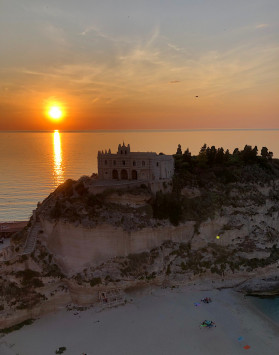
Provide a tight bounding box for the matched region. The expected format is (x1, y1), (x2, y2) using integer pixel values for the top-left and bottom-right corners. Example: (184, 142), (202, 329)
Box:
(88, 179), (172, 195)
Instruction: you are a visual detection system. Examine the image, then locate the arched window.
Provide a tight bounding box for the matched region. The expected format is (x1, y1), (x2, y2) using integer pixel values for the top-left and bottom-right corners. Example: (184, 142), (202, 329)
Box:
(113, 160), (116, 165)
(133, 161), (136, 166)
(105, 160), (107, 165)
(142, 161), (145, 167)
(112, 170), (118, 179)
(121, 169), (128, 180)
(125, 151), (127, 154)
(122, 160), (126, 166)
(156, 162), (159, 167)
(121, 150), (123, 154)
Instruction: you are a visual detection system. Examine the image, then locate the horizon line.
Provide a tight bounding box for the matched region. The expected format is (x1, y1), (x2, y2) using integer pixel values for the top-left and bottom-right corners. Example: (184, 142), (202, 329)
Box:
(1, 128), (279, 133)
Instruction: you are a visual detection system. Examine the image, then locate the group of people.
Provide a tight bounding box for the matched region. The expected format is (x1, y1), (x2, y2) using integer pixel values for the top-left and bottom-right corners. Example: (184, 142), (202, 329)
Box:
(201, 297), (212, 304)
(200, 296), (215, 328)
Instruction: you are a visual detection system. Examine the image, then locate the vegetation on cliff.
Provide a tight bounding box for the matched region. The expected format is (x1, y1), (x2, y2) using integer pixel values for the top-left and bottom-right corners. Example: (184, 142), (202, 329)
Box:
(67, 239), (279, 291)
(0, 239), (66, 315)
(150, 144), (279, 226)
(173, 143), (278, 190)
(42, 177), (156, 230)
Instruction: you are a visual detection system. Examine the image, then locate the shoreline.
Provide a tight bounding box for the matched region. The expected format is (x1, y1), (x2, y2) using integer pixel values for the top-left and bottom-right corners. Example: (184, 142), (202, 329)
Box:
(1, 286), (278, 355)
(245, 294), (279, 329)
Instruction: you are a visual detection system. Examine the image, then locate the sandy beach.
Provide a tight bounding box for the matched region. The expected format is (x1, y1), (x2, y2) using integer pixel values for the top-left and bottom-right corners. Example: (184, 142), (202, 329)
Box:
(0, 287), (278, 355)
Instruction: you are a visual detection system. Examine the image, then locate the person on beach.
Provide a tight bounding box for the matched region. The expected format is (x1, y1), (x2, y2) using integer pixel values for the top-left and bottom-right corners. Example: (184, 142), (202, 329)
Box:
(201, 297), (212, 303)
(200, 320), (216, 328)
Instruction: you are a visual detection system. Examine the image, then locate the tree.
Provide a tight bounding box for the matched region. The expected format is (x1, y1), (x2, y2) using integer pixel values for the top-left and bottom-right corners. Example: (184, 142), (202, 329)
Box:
(176, 144), (182, 155)
(241, 145), (258, 163)
(233, 148), (240, 156)
(197, 144), (208, 166)
(215, 147), (224, 164)
(183, 148), (192, 163)
(224, 149), (230, 162)
(268, 151), (273, 160)
(252, 146), (258, 159)
(199, 143), (207, 154)
(206, 146), (217, 165)
(261, 147), (269, 159)
(241, 145), (253, 163)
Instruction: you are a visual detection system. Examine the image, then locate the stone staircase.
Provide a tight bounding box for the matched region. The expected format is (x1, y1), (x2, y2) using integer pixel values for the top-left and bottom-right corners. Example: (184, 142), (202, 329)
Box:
(20, 222), (41, 255)
(0, 209), (42, 262)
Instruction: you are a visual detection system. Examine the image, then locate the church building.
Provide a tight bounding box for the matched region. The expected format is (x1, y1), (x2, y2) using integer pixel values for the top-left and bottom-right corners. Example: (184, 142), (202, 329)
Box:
(98, 143), (174, 181)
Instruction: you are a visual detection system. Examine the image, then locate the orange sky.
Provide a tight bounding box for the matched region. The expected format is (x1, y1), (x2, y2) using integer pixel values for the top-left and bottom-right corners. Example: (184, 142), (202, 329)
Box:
(1, 1), (278, 130)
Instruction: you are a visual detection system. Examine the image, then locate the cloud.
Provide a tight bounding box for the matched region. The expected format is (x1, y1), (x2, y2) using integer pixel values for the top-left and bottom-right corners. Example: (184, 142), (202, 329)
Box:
(80, 26), (112, 41)
(256, 24), (269, 29)
(169, 80), (181, 84)
(167, 43), (185, 53)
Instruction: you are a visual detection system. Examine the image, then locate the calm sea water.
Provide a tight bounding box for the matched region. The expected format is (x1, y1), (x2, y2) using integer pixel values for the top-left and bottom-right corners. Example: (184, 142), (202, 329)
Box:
(0, 129), (279, 221)
(248, 296), (279, 326)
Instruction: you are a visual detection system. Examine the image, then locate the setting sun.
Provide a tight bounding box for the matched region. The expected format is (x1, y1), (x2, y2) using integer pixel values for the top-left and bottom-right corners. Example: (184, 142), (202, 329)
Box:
(48, 106), (63, 120)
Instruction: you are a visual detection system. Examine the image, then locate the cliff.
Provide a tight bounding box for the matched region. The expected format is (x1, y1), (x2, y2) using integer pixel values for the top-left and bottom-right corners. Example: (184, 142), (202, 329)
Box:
(1, 151), (279, 329)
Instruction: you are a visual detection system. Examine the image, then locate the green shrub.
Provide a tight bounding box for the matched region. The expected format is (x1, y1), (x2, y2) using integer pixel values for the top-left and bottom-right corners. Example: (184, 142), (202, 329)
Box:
(0, 319), (34, 334)
(166, 264), (171, 275)
(16, 269), (40, 279)
(90, 277), (102, 287)
(152, 192), (182, 225)
(55, 346), (67, 354)
(50, 201), (62, 219)
(44, 264), (64, 279)
(180, 262), (187, 270)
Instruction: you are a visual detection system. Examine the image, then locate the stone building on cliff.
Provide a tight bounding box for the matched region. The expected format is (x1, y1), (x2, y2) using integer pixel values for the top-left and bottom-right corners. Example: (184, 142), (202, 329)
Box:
(98, 143), (174, 181)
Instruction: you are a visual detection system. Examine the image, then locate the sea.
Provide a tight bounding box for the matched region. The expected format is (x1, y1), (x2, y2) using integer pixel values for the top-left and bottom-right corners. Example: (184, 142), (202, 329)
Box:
(248, 296), (279, 326)
(0, 129), (279, 324)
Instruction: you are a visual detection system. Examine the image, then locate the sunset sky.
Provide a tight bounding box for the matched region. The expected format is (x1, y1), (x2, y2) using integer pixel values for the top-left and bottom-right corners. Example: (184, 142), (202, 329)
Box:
(1, 0), (278, 130)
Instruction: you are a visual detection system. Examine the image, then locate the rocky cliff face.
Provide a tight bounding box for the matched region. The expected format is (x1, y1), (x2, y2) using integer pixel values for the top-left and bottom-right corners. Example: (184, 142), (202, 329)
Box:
(37, 178), (279, 276)
(0, 174), (279, 329)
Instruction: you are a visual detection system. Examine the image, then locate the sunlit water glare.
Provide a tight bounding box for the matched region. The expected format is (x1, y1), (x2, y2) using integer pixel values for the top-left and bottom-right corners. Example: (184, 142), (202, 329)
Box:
(53, 130), (64, 186)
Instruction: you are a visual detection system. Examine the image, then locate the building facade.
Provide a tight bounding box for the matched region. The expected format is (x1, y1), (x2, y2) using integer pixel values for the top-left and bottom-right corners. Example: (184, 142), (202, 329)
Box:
(98, 143), (174, 181)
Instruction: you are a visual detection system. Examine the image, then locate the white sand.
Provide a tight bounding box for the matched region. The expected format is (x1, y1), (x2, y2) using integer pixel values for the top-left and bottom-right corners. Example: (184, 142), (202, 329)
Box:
(0, 287), (278, 355)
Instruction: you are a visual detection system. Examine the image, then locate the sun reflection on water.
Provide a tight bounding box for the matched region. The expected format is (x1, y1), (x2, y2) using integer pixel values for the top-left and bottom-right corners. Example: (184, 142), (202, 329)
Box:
(53, 130), (64, 186)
